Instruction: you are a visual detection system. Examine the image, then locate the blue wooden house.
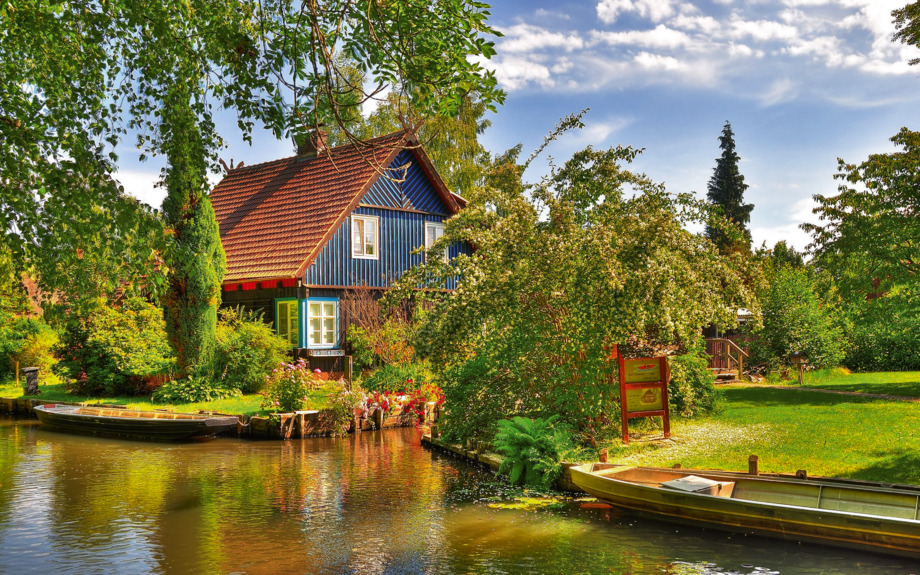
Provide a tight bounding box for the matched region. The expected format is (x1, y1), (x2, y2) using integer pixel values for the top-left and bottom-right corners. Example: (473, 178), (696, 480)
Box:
(210, 131), (468, 367)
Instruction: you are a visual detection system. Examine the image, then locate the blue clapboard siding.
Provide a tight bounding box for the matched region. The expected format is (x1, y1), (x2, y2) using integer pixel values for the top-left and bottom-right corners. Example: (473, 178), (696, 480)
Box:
(305, 151), (468, 289)
(362, 151), (451, 215)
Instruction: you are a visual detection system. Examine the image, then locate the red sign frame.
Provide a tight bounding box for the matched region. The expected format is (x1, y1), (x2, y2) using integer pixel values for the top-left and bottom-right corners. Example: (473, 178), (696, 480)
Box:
(617, 354), (671, 444)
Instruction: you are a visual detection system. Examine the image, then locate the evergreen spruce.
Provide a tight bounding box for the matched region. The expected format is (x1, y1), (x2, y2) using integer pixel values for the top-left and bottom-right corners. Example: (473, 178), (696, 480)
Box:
(705, 121), (754, 252)
(160, 86), (226, 377)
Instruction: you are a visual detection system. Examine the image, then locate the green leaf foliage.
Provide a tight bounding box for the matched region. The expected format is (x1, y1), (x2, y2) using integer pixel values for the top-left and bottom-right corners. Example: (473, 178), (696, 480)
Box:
(360, 361), (435, 394)
(213, 307), (290, 394)
(745, 265), (847, 371)
(152, 375), (241, 404)
(55, 297), (176, 396)
(392, 141), (759, 441)
(494, 416), (574, 489)
(804, 128), (920, 296)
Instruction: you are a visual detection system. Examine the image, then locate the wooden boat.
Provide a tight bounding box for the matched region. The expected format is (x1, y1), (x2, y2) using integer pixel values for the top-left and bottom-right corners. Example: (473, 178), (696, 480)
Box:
(33, 404), (240, 441)
(570, 462), (920, 559)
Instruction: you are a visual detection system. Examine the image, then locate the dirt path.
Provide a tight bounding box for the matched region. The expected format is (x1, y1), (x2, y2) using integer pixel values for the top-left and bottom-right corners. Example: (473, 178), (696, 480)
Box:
(721, 382), (920, 403)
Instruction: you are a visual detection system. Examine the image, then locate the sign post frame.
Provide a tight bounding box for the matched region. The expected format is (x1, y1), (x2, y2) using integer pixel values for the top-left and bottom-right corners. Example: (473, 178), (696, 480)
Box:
(617, 354), (671, 444)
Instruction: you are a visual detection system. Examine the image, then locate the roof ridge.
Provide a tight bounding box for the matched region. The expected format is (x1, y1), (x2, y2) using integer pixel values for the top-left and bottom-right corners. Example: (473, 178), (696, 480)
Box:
(225, 130), (410, 175)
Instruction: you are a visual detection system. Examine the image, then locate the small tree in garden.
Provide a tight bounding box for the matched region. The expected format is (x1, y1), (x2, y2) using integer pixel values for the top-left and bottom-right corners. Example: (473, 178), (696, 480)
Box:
(389, 126), (760, 443)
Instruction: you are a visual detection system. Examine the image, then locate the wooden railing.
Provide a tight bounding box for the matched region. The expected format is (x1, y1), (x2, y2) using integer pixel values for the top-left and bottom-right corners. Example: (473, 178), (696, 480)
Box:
(705, 338), (749, 376)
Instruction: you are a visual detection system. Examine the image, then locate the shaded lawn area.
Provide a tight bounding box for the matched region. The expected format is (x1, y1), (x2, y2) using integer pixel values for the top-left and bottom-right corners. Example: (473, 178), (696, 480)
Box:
(793, 370), (920, 398)
(608, 386), (920, 484)
(0, 381), (336, 417)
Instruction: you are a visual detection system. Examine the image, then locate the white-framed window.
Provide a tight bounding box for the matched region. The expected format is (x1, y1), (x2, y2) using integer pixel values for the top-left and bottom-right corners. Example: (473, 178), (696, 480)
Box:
(307, 299), (338, 348)
(425, 221), (448, 262)
(276, 299), (300, 347)
(352, 215), (379, 260)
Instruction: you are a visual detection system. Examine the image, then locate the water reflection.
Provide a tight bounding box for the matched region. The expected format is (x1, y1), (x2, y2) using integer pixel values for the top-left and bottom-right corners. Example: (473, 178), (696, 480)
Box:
(0, 416), (917, 574)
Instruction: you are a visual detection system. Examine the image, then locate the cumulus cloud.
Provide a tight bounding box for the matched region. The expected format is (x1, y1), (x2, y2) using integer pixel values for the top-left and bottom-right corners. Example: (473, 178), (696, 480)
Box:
(596, 0), (680, 24)
(486, 0), (920, 95)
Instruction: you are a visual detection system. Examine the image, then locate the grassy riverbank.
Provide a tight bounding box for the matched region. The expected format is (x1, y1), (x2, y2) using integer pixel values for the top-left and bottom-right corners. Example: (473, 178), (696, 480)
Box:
(0, 380), (337, 417)
(606, 373), (920, 484)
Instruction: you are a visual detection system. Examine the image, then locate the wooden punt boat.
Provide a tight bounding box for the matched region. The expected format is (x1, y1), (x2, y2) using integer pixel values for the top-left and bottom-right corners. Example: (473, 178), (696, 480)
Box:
(33, 404), (240, 441)
(570, 463), (920, 560)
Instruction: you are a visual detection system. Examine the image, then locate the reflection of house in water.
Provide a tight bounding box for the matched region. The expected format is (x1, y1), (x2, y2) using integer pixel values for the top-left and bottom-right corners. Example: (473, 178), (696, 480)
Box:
(211, 130), (470, 370)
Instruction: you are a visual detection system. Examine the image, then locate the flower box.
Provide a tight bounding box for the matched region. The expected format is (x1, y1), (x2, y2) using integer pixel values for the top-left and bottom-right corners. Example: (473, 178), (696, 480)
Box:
(281, 278), (298, 287)
(240, 282), (257, 291)
(261, 280), (279, 289)
(223, 283), (239, 292)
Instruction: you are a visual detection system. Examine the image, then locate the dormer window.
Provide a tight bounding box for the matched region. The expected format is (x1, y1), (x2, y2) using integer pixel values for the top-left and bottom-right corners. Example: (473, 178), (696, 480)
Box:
(352, 215), (379, 260)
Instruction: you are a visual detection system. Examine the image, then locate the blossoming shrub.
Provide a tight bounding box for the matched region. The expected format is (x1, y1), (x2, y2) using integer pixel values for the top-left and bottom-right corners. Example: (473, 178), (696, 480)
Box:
(260, 360), (324, 412)
(328, 385), (366, 434)
(360, 361), (435, 393)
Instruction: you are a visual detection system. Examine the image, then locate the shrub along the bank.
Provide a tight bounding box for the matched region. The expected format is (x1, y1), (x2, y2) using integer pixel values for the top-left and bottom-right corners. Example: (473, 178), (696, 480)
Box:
(56, 297), (175, 396)
(212, 307), (290, 393)
(360, 361), (435, 393)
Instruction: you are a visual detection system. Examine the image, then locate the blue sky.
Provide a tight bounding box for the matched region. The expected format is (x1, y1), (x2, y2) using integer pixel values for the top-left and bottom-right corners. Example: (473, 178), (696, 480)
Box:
(121, 0), (920, 251)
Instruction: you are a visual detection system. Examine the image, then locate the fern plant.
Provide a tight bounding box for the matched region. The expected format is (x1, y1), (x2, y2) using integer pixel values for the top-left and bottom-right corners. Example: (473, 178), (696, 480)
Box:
(493, 416), (574, 489)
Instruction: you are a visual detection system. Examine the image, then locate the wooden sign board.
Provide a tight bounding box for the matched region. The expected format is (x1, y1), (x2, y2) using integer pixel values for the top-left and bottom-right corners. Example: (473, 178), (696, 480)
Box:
(618, 354), (671, 444)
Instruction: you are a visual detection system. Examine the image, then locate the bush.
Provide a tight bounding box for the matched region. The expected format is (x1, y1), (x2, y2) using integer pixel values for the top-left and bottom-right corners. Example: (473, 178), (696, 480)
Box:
(346, 315), (416, 371)
(844, 292), (920, 371)
(327, 384), (366, 435)
(56, 297), (175, 395)
(152, 375), (242, 403)
(213, 308), (290, 393)
(494, 416), (575, 489)
(260, 359), (324, 412)
(746, 266), (846, 371)
(668, 348), (720, 417)
(360, 361), (435, 393)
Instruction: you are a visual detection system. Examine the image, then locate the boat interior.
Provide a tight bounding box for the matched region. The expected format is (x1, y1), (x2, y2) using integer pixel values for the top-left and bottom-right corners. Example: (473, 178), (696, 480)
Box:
(52, 405), (220, 420)
(587, 463), (920, 521)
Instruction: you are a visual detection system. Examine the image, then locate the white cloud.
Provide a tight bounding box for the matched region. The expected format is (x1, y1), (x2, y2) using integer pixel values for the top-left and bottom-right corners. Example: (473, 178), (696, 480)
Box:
(634, 51), (685, 71)
(596, 0), (680, 24)
(491, 56), (555, 91)
(760, 77), (798, 106)
(498, 23), (585, 53)
(591, 25), (694, 50)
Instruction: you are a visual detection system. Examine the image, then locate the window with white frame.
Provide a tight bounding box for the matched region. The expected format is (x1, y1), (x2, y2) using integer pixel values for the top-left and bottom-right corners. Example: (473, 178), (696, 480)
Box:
(307, 299), (338, 348)
(352, 215), (379, 259)
(425, 221), (448, 261)
(276, 300), (300, 347)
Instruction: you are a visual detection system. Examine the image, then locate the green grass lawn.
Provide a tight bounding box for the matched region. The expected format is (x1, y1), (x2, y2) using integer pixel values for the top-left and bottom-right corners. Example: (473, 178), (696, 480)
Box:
(0, 380), (337, 417)
(604, 385), (920, 484)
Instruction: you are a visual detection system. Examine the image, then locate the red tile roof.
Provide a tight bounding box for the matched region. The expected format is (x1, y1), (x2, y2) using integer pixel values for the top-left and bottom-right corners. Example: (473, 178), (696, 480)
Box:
(211, 131), (457, 283)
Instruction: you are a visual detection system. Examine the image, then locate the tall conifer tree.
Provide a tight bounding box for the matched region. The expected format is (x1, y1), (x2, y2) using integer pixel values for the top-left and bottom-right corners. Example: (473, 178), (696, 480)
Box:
(705, 121), (754, 252)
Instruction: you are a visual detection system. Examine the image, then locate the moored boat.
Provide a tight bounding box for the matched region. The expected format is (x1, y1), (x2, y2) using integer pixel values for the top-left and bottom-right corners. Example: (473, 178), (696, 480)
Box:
(570, 462), (920, 560)
(33, 404), (240, 441)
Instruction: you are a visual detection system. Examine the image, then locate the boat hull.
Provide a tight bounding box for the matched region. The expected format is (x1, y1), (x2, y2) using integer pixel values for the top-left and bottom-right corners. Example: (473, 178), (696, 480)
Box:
(34, 404), (239, 441)
(570, 463), (920, 560)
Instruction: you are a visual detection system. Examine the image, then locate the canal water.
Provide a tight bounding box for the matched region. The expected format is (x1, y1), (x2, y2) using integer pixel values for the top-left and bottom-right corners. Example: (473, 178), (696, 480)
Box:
(1, 417), (917, 574)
